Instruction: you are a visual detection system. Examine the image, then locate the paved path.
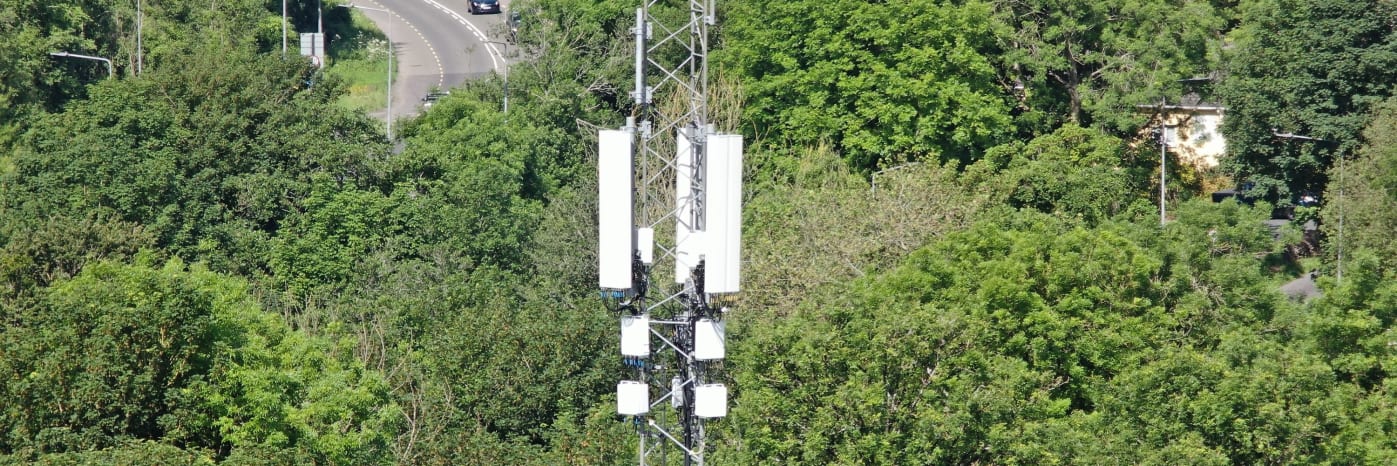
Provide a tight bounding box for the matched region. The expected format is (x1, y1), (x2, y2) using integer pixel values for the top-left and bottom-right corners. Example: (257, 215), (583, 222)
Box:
(354, 0), (510, 124)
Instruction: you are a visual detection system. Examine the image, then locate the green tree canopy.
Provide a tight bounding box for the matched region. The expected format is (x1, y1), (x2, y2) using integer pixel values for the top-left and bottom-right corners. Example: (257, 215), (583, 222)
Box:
(1320, 96), (1397, 274)
(965, 124), (1148, 223)
(717, 202), (1331, 463)
(725, 213), (1171, 463)
(1218, 0), (1397, 204)
(990, 0), (1225, 133)
(2, 47), (386, 275)
(717, 0), (1013, 170)
(0, 259), (399, 463)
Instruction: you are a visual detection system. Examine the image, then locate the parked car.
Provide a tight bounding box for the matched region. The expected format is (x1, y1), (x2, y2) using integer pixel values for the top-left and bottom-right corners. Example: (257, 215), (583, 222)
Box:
(469, 0), (499, 14)
(507, 10), (521, 41)
(1212, 182), (1317, 220)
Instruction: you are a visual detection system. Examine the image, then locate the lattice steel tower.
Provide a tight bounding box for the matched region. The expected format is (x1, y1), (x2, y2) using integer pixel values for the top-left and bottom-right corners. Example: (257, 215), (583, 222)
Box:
(597, 1), (742, 465)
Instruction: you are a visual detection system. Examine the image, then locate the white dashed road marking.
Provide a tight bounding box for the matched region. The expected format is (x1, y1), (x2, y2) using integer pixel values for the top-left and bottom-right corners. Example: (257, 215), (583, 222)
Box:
(415, 0), (506, 72)
(364, 0), (445, 89)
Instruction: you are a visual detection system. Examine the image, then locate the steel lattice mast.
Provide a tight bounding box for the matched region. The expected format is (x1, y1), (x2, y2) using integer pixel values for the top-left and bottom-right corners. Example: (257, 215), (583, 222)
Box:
(598, 0), (741, 465)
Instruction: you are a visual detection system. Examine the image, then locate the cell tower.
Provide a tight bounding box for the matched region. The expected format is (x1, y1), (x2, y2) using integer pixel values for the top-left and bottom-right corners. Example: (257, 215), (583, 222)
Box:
(597, 0), (742, 464)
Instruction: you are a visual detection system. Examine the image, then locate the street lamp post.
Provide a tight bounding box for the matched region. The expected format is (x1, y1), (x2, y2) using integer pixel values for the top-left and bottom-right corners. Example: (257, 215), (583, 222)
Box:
(340, 4), (394, 140)
(1333, 144), (1345, 284)
(49, 51), (113, 78)
(136, 0), (142, 74)
(486, 40), (511, 114)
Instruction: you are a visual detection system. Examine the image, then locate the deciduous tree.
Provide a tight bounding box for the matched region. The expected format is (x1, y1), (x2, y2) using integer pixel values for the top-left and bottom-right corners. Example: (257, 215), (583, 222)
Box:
(990, 0), (1225, 132)
(1218, 0), (1397, 204)
(718, 0), (1013, 170)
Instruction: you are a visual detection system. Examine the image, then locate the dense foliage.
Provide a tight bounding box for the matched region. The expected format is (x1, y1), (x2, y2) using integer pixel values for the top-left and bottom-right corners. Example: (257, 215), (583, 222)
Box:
(4, 0), (1397, 464)
(1319, 96), (1397, 274)
(7, 50), (383, 276)
(991, 0), (1225, 132)
(0, 258), (398, 463)
(717, 0), (1012, 169)
(1218, 0), (1397, 204)
(722, 202), (1397, 463)
(965, 124), (1152, 222)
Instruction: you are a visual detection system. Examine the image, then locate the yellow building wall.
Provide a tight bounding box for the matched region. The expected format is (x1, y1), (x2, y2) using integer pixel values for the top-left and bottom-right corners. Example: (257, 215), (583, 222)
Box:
(1163, 110), (1226, 169)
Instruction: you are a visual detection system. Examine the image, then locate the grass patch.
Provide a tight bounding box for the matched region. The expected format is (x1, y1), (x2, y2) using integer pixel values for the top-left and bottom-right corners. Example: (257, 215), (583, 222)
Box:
(1298, 256), (1322, 274)
(324, 11), (396, 114)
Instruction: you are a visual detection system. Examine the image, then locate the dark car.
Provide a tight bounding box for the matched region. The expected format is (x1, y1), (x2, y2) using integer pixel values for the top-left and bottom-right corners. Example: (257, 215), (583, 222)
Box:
(469, 0), (499, 14)
(1212, 182), (1316, 220)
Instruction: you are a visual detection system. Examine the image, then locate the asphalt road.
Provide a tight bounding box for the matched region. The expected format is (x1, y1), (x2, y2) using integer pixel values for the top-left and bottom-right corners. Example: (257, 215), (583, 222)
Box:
(352, 0), (511, 123)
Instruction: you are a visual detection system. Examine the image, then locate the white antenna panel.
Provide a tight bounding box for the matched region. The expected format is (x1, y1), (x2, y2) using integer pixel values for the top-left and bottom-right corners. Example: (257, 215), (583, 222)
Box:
(637, 227), (655, 265)
(598, 129), (634, 290)
(617, 381), (650, 415)
(694, 384), (727, 418)
(694, 318), (725, 360)
(620, 315), (650, 357)
(674, 128), (701, 283)
(671, 376), (685, 408)
(703, 134), (743, 294)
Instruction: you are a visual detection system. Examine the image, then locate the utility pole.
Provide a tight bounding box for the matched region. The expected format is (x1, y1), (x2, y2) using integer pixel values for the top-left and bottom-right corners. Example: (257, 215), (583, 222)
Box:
(282, 0), (287, 57)
(1159, 104), (1169, 226)
(1139, 98), (1180, 226)
(599, 1), (742, 465)
(1138, 77), (1219, 226)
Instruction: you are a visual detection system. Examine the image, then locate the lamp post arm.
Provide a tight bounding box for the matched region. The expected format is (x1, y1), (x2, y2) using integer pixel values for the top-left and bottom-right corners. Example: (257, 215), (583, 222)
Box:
(49, 51), (113, 78)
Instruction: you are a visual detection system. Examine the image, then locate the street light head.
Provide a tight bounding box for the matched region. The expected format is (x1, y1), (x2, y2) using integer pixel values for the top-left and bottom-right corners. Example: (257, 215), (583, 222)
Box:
(338, 3), (387, 12)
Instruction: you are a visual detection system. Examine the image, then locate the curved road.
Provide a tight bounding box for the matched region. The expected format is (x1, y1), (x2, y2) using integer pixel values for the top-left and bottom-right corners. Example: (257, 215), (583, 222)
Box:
(352, 0), (511, 122)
